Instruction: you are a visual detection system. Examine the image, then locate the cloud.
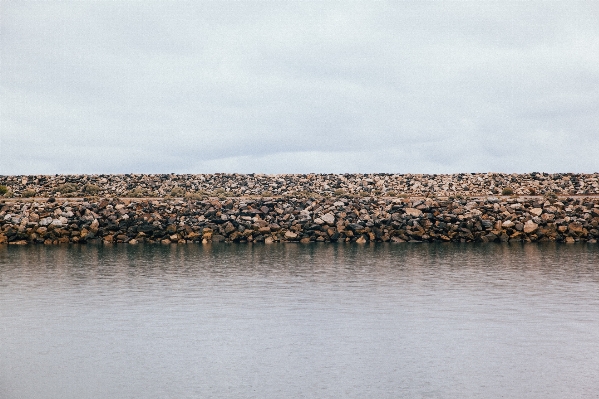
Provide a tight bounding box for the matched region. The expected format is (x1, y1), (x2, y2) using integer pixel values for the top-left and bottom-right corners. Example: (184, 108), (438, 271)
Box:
(1, 1), (598, 174)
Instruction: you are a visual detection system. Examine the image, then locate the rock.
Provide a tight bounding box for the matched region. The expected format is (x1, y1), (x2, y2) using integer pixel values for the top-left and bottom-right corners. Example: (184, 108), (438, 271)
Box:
(356, 236), (367, 244)
(187, 232), (201, 240)
(269, 223), (280, 231)
(530, 208), (543, 216)
(129, 239), (139, 244)
(481, 220), (493, 229)
(565, 236), (576, 243)
(404, 208), (423, 217)
(39, 217), (53, 226)
(285, 231), (298, 239)
(265, 236), (274, 244)
(1, 177), (599, 245)
(321, 213), (335, 225)
(568, 222), (584, 234)
(502, 220), (515, 228)
(223, 222), (236, 234)
(347, 223), (364, 231)
(90, 219), (99, 232)
(524, 220), (539, 234)
(300, 237), (311, 244)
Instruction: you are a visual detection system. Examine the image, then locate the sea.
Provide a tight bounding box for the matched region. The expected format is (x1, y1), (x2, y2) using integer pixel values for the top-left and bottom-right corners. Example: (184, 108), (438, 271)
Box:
(1, 243), (598, 398)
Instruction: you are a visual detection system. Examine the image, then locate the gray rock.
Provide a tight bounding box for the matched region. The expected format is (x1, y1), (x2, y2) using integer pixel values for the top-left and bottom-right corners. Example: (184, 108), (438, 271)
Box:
(321, 213), (335, 225)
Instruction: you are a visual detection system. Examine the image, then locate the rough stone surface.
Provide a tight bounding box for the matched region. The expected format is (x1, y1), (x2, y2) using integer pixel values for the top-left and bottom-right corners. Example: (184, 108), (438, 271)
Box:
(530, 208), (543, 216)
(1, 189), (598, 245)
(1, 172), (599, 199)
(502, 220), (515, 228)
(321, 213), (335, 225)
(404, 208), (423, 217)
(523, 220), (539, 233)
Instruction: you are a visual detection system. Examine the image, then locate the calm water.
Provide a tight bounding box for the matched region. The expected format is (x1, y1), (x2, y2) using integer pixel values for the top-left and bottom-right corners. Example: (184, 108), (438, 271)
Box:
(1, 243), (599, 399)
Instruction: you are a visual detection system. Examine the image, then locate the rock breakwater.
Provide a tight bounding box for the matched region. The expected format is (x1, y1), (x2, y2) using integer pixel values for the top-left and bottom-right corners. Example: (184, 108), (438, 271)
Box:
(1, 172), (599, 199)
(2, 194), (598, 245)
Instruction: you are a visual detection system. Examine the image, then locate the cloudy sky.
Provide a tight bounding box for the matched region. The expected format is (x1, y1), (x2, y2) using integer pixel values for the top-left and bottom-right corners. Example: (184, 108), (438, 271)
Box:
(1, 1), (598, 175)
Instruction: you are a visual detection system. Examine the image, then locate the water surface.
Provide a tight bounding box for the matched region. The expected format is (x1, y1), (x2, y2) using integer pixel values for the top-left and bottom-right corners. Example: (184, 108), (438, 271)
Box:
(1, 243), (599, 398)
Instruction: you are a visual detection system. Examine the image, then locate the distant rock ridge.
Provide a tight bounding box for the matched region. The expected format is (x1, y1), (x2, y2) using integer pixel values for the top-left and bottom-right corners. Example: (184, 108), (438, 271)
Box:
(1, 172), (599, 199)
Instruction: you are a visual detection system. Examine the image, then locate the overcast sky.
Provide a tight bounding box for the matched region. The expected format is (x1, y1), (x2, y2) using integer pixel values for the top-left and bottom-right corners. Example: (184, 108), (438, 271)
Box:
(1, 1), (598, 175)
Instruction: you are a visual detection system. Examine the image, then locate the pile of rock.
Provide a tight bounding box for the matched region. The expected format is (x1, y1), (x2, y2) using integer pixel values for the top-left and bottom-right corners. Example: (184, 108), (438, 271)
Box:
(1, 172), (599, 199)
(2, 195), (598, 245)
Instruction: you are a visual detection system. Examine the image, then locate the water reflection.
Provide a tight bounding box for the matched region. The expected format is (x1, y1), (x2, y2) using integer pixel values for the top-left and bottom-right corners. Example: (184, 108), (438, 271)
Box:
(1, 243), (599, 399)
(2, 242), (598, 288)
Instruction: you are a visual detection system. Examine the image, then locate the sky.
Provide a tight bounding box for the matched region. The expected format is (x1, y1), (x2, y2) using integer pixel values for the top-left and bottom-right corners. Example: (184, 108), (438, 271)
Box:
(1, 1), (598, 175)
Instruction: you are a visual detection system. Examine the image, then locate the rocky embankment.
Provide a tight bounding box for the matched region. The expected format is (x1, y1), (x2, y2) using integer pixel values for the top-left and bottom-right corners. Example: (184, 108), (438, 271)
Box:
(1, 172), (599, 198)
(2, 195), (598, 245)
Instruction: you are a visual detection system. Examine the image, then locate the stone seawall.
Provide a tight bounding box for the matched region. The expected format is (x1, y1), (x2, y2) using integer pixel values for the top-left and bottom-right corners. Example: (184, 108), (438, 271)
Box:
(2, 195), (598, 245)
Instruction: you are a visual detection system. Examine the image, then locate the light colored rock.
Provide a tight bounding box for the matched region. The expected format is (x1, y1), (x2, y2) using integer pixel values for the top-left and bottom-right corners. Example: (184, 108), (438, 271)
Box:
(404, 208), (423, 217)
(129, 239), (138, 244)
(523, 220), (538, 233)
(314, 218), (324, 225)
(265, 236), (274, 244)
(285, 231), (298, 239)
(321, 213), (335, 225)
(39, 217), (53, 226)
(530, 208), (543, 216)
(502, 220), (515, 228)
(356, 236), (367, 244)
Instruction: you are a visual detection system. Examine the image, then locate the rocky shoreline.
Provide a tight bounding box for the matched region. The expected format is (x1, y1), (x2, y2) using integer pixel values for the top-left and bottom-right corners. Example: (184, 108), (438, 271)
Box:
(1, 174), (599, 245)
